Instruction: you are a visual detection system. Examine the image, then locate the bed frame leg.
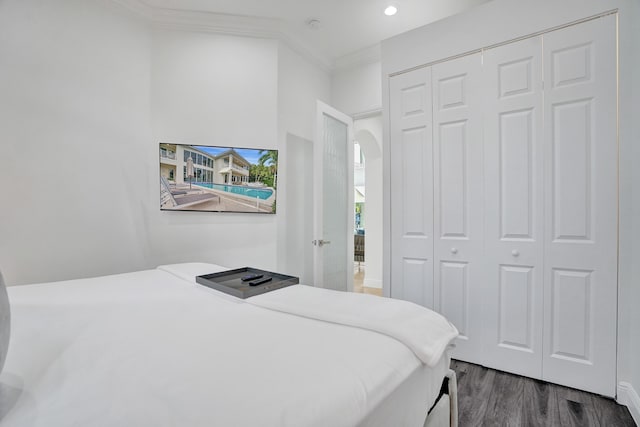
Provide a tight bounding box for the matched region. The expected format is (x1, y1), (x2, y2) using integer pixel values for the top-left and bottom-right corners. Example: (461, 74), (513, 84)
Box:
(446, 369), (458, 427)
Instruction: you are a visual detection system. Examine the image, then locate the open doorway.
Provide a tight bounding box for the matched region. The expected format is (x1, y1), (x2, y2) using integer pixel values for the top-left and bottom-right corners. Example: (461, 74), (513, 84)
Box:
(280, 116), (383, 294)
(352, 116), (383, 296)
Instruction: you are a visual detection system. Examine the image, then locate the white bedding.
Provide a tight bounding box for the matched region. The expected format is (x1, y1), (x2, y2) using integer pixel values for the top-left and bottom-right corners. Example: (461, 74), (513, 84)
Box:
(248, 285), (458, 367)
(0, 264), (455, 427)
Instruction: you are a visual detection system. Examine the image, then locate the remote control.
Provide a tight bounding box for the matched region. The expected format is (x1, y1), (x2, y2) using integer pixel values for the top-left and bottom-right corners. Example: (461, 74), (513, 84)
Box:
(249, 277), (273, 287)
(241, 274), (263, 282)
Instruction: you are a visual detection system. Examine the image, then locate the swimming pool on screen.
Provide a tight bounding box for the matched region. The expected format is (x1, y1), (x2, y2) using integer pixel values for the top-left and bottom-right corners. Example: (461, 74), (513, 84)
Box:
(193, 183), (274, 200)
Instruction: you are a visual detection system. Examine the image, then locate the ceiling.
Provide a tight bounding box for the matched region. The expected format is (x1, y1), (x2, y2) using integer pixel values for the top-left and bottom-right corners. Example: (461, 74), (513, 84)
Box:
(139, 0), (491, 65)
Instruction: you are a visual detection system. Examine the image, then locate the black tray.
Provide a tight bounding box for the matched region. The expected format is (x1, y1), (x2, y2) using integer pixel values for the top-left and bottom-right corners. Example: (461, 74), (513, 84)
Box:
(196, 267), (299, 299)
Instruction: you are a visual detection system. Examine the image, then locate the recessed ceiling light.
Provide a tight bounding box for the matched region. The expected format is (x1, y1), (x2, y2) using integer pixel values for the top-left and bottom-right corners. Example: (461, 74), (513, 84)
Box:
(384, 5), (398, 16)
(306, 18), (321, 30)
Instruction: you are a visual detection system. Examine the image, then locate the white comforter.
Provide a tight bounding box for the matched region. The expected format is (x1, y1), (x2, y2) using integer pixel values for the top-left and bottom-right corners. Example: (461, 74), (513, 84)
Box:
(158, 263), (458, 367)
(248, 285), (458, 367)
(0, 264), (456, 427)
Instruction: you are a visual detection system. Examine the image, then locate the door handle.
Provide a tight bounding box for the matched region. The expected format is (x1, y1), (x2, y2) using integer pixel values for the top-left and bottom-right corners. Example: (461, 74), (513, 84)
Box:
(312, 240), (331, 247)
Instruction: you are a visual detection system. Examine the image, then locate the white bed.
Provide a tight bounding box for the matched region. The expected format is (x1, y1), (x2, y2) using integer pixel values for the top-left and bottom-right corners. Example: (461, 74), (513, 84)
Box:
(0, 263), (457, 427)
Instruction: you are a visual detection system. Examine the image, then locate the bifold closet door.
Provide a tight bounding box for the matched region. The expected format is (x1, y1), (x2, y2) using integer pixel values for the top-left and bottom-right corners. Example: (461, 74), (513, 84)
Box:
(482, 37), (544, 377)
(431, 53), (484, 361)
(389, 67), (434, 308)
(542, 15), (617, 397)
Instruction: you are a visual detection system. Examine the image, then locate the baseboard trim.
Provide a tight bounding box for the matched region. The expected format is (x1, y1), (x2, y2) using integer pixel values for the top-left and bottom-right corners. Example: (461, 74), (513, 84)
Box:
(363, 278), (383, 289)
(618, 382), (640, 425)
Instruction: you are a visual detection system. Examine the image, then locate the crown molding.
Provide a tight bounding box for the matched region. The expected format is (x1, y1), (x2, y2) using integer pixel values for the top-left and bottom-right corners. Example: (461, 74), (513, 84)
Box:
(108, 0), (333, 72)
(150, 9), (333, 72)
(352, 107), (383, 121)
(151, 8), (283, 38)
(333, 44), (381, 72)
(109, 0), (153, 18)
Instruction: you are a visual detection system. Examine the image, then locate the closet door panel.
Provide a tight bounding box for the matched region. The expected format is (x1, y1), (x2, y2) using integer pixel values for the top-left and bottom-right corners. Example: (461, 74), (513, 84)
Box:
(500, 109), (535, 239)
(439, 121), (467, 237)
(542, 15), (617, 397)
(390, 68), (434, 308)
(432, 53), (483, 361)
(439, 261), (469, 338)
(498, 265), (535, 350)
(483, 36), (544, 377)
(551, 100), (592, 241)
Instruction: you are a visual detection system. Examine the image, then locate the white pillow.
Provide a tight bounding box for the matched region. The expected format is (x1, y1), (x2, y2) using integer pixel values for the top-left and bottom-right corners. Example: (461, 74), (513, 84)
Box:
(0, 271), (9, 374)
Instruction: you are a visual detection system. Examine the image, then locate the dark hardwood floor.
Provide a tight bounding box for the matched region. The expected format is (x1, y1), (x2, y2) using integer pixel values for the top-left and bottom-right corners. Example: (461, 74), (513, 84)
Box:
(451, 360), (636, 427)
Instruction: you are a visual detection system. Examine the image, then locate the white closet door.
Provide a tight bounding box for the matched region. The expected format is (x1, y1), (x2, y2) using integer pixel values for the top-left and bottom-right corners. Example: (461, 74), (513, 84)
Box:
(482, 37), (544, 377)
(390, 68), (434, 308)
(432, 53), (483, 361)
(542, 15), (617, 397)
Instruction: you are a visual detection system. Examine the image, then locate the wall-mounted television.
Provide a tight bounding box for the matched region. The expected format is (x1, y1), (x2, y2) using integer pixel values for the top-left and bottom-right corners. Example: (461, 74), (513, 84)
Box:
(159, 143), (278, 214)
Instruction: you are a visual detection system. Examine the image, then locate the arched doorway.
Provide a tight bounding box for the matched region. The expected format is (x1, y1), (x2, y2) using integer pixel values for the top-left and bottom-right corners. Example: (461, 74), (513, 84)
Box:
(353, 117), (383, 293)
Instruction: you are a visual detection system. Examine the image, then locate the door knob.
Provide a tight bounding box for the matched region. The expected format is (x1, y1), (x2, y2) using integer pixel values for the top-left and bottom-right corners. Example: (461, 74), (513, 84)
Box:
(512, 250), (520, 257)
(451, 248), (458, 254)
(312, 240), (331, 247)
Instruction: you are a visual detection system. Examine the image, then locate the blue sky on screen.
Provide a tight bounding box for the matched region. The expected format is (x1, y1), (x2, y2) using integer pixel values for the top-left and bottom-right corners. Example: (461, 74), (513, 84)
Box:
(194, 145), (274, 165)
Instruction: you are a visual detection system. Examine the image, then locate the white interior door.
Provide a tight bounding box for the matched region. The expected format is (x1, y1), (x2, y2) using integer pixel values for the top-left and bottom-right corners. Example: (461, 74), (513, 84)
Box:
(313, 101), (354, 292)
(432, 53), (484, 362)
(482, 36), (545, 378)
(389, 67), (434, 308)
(542, 15), (617, 397)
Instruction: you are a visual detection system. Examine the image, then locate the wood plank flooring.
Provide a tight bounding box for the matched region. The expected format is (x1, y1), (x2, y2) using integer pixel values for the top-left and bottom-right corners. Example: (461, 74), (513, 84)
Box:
(451, 360), (636, 427)
(353, 264), (382, 296)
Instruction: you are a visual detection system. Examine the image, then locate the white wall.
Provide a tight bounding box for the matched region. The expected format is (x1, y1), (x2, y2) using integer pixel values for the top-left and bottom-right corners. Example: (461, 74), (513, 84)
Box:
(276, 43), (331, 282)
(331, 59), (382, 116)
(276, 43), (331, 143)
(150, 29), (279, 271)
(381, 0), (640, 413)
(0, 0), (333, 286)
(0, 0), (153, 285)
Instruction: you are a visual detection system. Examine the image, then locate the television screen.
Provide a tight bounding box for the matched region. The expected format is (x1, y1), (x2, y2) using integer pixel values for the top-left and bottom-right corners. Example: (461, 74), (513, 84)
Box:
(159, 143), (278, 214)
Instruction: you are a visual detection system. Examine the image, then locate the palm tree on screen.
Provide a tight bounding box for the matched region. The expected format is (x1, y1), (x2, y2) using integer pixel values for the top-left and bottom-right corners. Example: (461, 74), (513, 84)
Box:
(258, 150), (278, 188)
